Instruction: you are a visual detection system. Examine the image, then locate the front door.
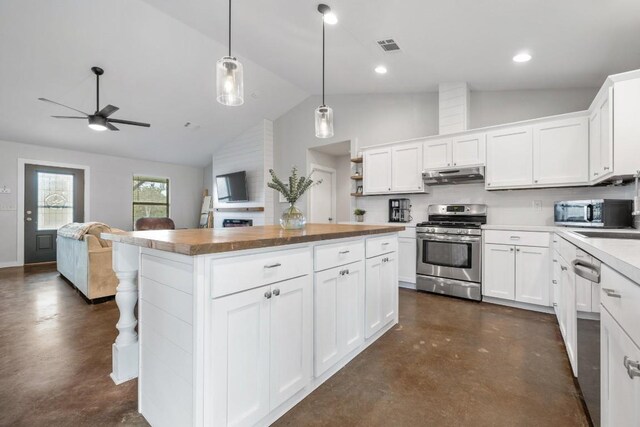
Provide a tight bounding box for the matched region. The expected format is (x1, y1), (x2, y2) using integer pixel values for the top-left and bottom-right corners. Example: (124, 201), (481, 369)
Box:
(24, 164), (85, 264)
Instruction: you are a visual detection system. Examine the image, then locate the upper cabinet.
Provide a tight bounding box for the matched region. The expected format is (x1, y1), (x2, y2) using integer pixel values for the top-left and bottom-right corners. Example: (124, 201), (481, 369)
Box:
(423, 133), (485, 171)
(532, 117), (589, 186)
(363, 142), (424, 194)
(486, 126), (533, 189)
(589, 87), (614, 183)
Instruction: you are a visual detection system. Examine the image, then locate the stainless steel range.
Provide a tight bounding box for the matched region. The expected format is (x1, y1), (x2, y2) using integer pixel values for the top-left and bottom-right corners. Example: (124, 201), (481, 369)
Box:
(416, 204), (487, 301)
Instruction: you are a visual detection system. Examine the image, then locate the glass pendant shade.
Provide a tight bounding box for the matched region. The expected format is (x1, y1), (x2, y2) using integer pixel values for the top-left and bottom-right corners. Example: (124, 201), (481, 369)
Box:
(315, 105), (334, 138)
(216, 56), (244, 106)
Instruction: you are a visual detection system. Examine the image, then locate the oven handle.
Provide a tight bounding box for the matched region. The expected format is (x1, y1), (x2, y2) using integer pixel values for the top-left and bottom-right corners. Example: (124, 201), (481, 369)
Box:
(417, 234), (481, 243)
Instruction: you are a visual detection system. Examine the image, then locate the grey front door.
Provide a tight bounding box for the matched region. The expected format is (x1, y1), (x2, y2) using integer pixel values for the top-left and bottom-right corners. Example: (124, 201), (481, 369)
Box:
(24, 164), (85, 264)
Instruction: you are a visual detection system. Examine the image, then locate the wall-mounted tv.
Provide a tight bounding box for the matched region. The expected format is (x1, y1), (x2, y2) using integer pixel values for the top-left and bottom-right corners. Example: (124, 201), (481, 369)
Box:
(216, 171), (249, 202)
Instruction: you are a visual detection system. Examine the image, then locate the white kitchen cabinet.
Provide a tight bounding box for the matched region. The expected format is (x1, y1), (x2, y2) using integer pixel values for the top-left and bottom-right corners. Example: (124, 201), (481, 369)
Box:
(483, 243), (516, 300)
(314, 261), (365, 377)
(423, 138), (452, 170)
(552, 256), (561, 315)
(532, 117), (589, 186)
(391, 142), (424, 192)
(589, 86), (614, 183)
(559, 256), (577, 376)
(601, 308), (640, 427)
(485, 126), (533, 189)
(398, 237), (416, 284)
(363, 147), (392, 194)
(211, 275), (312, 426)
(515, 246), (550, 306)
(365, 253), (397, 339)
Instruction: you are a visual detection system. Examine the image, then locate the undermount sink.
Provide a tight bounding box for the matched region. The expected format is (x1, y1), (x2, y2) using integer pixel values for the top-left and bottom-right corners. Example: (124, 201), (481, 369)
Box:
(574, 231), (640, 240)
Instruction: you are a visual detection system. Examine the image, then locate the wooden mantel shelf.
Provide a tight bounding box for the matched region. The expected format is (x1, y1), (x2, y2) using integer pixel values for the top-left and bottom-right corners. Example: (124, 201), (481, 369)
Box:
(351, 175), (363, 180)
(214, 207), (265, 213)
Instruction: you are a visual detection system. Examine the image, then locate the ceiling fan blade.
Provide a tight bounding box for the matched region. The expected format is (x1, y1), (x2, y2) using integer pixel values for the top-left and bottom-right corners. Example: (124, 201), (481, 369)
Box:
(106, 122), (119, 131)
(98, 104), (119, 118)
(51, 115), (87, 119)
(108, 118), (151, 128)
(38, 98), (89, 116)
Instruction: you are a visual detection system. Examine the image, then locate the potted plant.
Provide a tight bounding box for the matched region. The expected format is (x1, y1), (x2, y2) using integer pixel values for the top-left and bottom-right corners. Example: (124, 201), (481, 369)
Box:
(354, 208), (366, 222)
(268, 167), (322, 229)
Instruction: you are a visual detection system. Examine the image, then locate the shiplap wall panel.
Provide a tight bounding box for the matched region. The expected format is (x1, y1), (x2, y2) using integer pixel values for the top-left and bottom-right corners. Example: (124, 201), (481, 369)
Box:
(439, 83), (470, 135)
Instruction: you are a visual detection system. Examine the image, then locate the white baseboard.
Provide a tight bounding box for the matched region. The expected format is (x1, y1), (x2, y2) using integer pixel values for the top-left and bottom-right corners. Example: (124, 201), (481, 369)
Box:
(399, 281), (416, 290)
(0, 261), (21, 269)
(482, 296), (555, 314)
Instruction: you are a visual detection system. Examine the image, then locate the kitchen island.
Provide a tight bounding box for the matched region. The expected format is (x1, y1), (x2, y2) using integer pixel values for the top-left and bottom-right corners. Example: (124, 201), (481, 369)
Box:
(102, 224), (404, 427)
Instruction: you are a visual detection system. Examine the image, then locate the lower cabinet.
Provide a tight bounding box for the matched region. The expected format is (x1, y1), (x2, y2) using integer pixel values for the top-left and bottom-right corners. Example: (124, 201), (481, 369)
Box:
(483, 243), (550, 306)
(558, 256), (577, 376)
(398, 236), (416, 284)
(314, 261), (365, 377)
(601, 308), (640, 427)
(210, 275), (312, 427)
(365, 252), (397, 338)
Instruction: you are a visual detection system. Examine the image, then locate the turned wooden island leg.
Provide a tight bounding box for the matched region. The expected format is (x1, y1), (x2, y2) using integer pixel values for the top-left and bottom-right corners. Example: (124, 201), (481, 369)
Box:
(110, 242), (140, 385)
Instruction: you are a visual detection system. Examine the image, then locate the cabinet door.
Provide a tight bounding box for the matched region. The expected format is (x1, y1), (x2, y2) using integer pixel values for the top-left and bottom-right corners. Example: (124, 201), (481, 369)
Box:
(452, 133), (485, 167)
(423, 138), (452, 170)
(598, 88), (614, 180)
(552, 256), (561, 314)
(365, 254), (397, 338)
(515, 246), (550, 306)
(211, 286), (270, 427)
(314, 262), (365, 377)
(380, 254), (397, 326)
(363, 148), (392, 194)
(601, 308), (640, 427)
(391, 142), (423, 192)
(533, 117), (589, 186)
(398, 237), (416, 284)
(270, 275), (312, 409)
(589, 108), (602, 182)
(483, 244), (515, 300)
(560, 258), (577, 376)
(486, 126), (533, 188)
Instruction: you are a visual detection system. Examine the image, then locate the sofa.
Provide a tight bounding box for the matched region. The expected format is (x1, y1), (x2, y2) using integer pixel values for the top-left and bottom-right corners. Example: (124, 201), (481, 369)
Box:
(57, 223), (121, 302)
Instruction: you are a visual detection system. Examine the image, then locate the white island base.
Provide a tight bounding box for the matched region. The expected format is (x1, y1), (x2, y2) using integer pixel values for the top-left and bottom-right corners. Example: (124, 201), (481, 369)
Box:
(106, 227), (400, 427)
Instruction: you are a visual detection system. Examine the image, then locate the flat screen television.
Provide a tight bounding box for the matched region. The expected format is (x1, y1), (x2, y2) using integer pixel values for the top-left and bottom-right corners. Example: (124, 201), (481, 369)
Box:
(216, 171), (249, 202)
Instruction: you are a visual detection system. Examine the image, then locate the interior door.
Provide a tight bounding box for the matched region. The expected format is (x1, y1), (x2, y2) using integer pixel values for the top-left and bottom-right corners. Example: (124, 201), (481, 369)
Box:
(308, 165), (336, 223)
(24, 164), (84, 264)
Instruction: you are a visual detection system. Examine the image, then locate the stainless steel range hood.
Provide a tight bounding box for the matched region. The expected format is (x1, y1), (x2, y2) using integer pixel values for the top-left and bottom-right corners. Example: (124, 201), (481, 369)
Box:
(422, 166), (485, 185)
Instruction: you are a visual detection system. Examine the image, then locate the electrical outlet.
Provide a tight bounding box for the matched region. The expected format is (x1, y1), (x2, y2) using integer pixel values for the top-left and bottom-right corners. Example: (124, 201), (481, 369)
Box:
(0, 187), (10, 194)
(533, 200), (542, 211)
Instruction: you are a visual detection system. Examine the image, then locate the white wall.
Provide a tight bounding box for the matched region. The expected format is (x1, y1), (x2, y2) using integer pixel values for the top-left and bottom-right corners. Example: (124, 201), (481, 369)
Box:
(212, 120), (274, 227)
(273, 87), (601, 224)
(0, 139), (204, 267)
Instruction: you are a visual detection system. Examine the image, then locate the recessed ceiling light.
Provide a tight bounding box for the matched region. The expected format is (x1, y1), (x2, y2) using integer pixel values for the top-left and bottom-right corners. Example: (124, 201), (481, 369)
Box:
(323, 11), (338, 25)
(513, 53), (532, 63)
(374, 65), (387, 74)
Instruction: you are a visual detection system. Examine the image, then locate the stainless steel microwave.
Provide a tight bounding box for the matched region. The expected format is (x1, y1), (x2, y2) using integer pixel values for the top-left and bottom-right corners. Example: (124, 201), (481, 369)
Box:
(554, 199), (633, 228)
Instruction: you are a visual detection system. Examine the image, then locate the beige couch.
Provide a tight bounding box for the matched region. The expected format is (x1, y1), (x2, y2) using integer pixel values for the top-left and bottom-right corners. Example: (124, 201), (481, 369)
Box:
(57, 224), (121, 302)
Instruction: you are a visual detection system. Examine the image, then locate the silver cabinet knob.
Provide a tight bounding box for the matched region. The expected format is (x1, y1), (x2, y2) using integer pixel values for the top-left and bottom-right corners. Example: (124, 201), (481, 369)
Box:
(561, 266), (568, 271)
(534, 180), (538, 183)
(264, 291), (272, 299)
(447, 163), (451, 166)
(594, 172), (599, 176)
(487, 183), (491, 186)
(272, 289), (280, 297)
(604, 166), (610, 171)
(510, 248), (514, 252)
(624, 356), (640, 379)
(552, 280), (557, 284)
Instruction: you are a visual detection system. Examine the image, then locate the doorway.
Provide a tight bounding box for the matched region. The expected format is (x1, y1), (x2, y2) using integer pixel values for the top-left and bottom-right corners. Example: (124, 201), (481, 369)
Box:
(308, 164), (336, 223)
(24, 164), (85, 264)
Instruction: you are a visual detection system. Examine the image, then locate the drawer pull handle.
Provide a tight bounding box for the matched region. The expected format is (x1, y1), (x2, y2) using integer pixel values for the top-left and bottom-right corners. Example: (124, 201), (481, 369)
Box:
(264, 263), (282, 269)
(602, 288), (621, 298)
(624, 356), (640, 379)
(272, 289), (280, 296)
(561, 266), (568, 271)
(264, 291), (272, 299)
(552, 280), (557, 284)
(382, 242), (390, 246)
(509, 236), (521, 240)
(339, 269), (350, 276)
(338, 250), (350, 254)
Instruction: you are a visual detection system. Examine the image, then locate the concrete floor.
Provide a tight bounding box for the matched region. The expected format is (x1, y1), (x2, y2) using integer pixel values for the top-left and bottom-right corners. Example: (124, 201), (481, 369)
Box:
(0, 265), (588, 426)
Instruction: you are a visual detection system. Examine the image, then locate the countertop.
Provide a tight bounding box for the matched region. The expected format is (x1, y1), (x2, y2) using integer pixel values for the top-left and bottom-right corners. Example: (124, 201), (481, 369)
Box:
(481, 224), (557, 232)
(101, 223), (404, 256)
(339, 221), (417, 228)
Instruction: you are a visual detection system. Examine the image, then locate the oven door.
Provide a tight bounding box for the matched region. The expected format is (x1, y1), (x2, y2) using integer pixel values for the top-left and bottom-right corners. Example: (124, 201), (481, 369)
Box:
(417, 234), (481, 283)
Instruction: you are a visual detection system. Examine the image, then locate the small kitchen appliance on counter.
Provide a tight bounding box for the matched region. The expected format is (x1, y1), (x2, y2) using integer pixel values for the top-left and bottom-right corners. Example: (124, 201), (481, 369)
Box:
(416, 204), (487, 301)
(554, 199), (634, 228)
(389, 198), (412, 223)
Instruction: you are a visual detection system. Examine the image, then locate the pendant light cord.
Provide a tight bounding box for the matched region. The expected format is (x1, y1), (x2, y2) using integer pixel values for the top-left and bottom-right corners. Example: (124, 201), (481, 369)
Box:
(322, 17), (325, 106)
(228, 0), (232, 57)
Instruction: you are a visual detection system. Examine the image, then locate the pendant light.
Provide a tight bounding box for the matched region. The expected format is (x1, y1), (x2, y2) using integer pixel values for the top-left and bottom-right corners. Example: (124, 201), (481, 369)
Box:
(315, 4), (334, 138)
(216, 0), (244, 106)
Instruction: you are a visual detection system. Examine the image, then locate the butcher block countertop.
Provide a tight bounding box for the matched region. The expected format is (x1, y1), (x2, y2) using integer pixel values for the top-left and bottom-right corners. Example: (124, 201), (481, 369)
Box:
(102, 223), (405, 256)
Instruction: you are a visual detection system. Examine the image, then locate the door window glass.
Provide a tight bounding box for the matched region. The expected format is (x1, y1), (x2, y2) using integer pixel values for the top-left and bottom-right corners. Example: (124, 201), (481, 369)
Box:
(37, 172), (74, 230)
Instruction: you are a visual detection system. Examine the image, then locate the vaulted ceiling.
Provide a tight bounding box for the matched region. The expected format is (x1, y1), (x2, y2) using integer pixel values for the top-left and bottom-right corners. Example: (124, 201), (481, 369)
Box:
(1, 0), (639, 166)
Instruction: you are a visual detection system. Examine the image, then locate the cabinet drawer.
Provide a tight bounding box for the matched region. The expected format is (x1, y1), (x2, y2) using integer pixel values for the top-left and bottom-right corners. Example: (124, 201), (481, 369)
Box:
(600, 264), (640, 347)
(483, 230), (550, 247)
(314, 239), (364, 272)
(397, 227), (416, 239)
(366, 234), (398, 258)
(210, 247), (311, 298)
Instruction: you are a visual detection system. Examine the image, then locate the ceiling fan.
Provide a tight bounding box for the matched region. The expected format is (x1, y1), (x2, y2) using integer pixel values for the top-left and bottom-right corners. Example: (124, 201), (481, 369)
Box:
(38, 66), (150, 131)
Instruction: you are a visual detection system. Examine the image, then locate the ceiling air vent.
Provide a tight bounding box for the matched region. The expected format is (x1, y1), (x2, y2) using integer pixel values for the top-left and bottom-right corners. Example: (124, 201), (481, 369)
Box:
(377, 39), (401, 52)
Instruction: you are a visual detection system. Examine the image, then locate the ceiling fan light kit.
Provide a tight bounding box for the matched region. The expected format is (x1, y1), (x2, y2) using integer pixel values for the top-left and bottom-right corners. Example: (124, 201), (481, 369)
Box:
(315, 3), (335, 139)
(216, 0), (244, 106)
